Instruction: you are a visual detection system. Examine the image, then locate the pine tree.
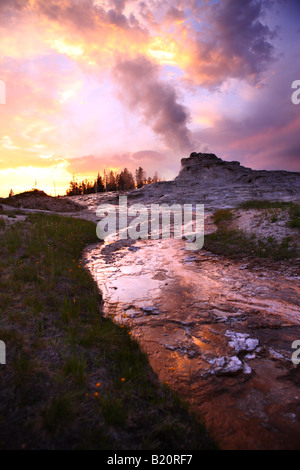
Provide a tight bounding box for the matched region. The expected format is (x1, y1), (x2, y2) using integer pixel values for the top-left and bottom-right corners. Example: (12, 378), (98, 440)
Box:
(136, 167), (146, 188)
(123, 168), (135, 190)
(96, 173), (105, 192)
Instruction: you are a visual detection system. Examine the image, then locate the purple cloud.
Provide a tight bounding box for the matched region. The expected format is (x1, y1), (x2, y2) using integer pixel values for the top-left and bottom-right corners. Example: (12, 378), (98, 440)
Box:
(113, 55), (194, 152)
(184, 0), (276, 87)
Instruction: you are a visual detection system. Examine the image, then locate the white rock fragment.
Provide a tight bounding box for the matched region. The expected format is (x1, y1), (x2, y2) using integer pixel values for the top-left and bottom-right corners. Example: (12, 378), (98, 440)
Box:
(207, 356), (243, 375)
(226, 331), (259, 353)
(207, 357), (225, 368)
(245, 353), (256, 360)
(243, 363), (252, 375)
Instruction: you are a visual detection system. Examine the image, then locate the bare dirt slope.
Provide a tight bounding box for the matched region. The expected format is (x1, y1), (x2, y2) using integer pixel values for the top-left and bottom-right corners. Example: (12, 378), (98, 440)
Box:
(0, 189), (82, 212)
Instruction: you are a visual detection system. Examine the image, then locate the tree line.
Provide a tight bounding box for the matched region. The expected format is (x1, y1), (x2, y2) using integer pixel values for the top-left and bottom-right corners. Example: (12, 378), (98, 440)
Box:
(66, 167), (160, 196)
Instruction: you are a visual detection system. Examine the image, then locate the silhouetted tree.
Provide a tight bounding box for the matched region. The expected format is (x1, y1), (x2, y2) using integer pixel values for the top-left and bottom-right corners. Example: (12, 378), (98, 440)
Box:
(117, 168), (134, 190)
(96, 173), (105, 192)
(65, 166), (159, 196)
(108, 171), (117, 191)
(136, 167), (146, 188)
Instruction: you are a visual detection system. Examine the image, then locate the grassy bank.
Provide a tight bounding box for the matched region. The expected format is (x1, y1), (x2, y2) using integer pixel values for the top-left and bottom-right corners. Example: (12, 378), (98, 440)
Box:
(0, 213), (214, 450)
(205, 228), (297, 260)
(238, 200), (300, 229)
(205, 202), (300, 261)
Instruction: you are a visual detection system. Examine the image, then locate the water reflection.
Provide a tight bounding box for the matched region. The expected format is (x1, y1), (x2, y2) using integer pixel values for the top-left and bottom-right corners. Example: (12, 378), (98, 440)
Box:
(83, 220), (300, 449)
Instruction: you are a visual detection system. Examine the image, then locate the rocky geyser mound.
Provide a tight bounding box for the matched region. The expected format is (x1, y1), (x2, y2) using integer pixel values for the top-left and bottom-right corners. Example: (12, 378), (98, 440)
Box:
(128, 152), (300, 209)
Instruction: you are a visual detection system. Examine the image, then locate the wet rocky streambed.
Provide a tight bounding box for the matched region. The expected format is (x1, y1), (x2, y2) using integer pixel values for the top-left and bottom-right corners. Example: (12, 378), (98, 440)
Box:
(82, 231), (300, 450)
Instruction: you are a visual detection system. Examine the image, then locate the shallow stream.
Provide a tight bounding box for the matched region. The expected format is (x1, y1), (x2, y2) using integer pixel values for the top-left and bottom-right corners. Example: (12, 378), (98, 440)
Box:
(83, 230), (300, 450)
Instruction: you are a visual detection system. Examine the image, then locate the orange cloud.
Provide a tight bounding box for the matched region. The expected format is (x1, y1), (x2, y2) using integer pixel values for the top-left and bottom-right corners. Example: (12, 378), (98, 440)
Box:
(0, 0), (297, 198)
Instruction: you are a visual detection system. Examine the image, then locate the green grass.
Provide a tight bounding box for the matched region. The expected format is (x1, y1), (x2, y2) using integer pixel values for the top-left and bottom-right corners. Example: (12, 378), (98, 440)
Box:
(205, 228), (297, 260)
(239, 200), (300, 231)
(289, 204), (300, 228)
(238, 199), (292, 210)
(205, 224), (298, 261)
(213, 209), (233, 225)
(0, 213), (214, 450)
(41, 392), (77, 435)
(62, 352), (87, 386)
(205, 202), (300, 261)
(99, 396), (128, 426)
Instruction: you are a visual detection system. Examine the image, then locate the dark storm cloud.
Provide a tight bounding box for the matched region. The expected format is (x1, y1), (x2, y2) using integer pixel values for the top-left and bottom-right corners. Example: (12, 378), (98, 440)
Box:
(186, 0), (276, 87)
(113, 55), (194, 152)
(213, 0), (275, 66)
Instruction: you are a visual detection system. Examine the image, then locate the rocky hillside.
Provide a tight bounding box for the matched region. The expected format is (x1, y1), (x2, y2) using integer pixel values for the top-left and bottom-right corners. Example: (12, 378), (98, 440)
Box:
(128, 153), (300, 210)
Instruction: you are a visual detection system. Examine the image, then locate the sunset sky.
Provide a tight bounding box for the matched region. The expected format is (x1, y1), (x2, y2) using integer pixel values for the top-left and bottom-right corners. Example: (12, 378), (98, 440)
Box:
(0, 0), (299, 197)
